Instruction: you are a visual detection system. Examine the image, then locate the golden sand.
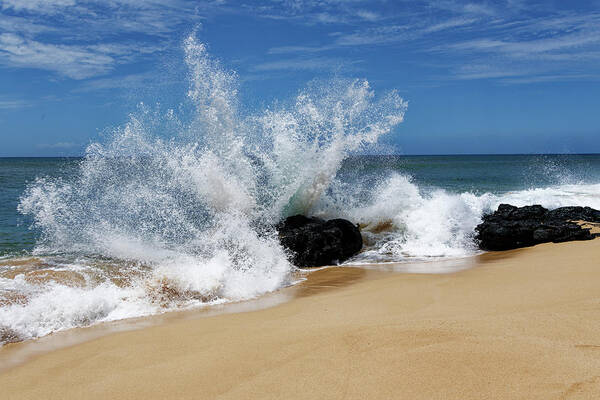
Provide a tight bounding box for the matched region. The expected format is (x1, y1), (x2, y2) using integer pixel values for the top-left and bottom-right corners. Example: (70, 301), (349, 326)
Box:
(577, 220), (600, 234)
(1, 238), (600, 399)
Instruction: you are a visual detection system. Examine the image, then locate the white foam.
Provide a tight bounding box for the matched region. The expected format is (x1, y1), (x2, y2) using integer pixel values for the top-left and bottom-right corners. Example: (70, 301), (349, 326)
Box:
(5, 34), (406, 344)
(333, 175), (600, 263)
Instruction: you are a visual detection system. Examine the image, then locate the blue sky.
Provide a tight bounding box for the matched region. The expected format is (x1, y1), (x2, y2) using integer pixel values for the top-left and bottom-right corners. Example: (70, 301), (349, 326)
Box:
(0, 0), (599, 156)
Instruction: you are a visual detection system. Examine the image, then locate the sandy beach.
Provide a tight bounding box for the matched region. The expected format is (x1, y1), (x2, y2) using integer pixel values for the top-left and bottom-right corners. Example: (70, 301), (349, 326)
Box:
(1, 236), (600, 399)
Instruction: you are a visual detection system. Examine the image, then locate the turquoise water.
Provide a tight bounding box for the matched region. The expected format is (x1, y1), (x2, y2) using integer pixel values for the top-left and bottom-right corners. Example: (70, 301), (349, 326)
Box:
(2, 154), (599, 257)
(351, 154), (600, 193)
(0, 158), (79, 257)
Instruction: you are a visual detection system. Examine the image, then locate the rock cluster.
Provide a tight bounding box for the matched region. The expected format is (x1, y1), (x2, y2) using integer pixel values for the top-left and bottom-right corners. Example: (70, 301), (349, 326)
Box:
(277, 215), (363, 268)
(475, 204), (600, 251)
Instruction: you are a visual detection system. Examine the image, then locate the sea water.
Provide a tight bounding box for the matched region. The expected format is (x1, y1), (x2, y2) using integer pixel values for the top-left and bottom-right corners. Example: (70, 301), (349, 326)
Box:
(1, 35), (599, 345)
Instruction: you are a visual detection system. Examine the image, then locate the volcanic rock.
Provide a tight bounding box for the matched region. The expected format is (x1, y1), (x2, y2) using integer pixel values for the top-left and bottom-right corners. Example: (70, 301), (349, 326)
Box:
(277, 215), (362, 268)
(475, 204), (600, 251)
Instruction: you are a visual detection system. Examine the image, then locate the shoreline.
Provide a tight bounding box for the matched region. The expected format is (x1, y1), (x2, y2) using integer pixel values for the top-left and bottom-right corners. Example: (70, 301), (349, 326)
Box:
(2, 238), (600, 399)
(0, 265), (392, 372)
(0, 253), (482, 369)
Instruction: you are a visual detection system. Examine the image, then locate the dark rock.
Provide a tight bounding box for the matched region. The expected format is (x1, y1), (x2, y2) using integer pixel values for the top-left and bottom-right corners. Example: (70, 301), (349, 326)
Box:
(475, 204), (600, 251)
(277, 215), (363, 268)
(546, 206), (600, 222)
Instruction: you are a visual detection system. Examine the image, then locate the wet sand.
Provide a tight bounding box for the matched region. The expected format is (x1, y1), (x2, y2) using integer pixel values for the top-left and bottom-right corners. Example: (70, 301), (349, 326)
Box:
(1, 238), (600, 399)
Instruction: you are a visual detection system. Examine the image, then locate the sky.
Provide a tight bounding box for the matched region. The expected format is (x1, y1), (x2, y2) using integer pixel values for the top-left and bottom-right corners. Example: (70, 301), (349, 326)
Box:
(0, 0), (599, 156)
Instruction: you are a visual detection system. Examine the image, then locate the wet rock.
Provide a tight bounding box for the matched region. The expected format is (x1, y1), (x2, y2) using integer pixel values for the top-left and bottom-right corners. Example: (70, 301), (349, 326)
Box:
(545, 206), (600, 222)
(475, 204), (600, 251)
(277, 215), (363, 268)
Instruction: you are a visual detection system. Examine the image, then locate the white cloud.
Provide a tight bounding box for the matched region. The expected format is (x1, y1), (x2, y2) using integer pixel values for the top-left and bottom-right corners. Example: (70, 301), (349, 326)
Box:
(280, 4), (600, 84)
(0, 14), (56, 35)
(421, 17), (478, 33)
(0, 0), (205, 79)
(251, 57), (350, 72)
(355, 10), (380, 22)
(450, 32), (600, 57)
(0, 99), (31, 109)
(334, 25), (410, 46)
(453, 64), (525, 80)
(0, 33), (115, 79)
(74, 71), (173, 92)
(0, 32), (167, 79)
(1, 0), (598, 86)
(1, 0), (76, 14)
(502, 73), (600, 84)
(426, 10), (600, 84)
(268, 44), (334, 54)
(249, 0), (388, 26)
(463, 3), (496, 16)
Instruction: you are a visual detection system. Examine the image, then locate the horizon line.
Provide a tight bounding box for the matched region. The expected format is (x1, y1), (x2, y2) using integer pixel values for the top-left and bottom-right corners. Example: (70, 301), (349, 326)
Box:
(1, 153), (600, 159)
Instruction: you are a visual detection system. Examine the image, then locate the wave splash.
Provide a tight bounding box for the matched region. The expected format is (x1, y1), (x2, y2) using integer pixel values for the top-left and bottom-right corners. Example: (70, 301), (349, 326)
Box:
(2, 35), (406, 344)
(333, 176), (600, 263)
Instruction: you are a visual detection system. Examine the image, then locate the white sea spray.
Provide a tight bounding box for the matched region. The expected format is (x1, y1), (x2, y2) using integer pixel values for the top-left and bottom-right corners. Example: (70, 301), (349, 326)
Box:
(2, 35), (407, 344)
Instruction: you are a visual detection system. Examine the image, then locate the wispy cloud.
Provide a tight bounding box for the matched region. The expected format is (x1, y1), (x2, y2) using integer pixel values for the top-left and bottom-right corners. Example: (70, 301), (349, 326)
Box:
(0, 98), (31, 110)
(448, 31), (600, 58)
(429, 12), (600, 82)
(0, 0), (205, 79)
(0, 13), (56, 36)
(355, 10), (381, 22)
(333, 25), (410, 46)
(421, 17), (478, 34)
(1, 0), (599, 87)
(268, 45), (335, 55)
(452, 64), (525, 80)
(251, 57), (356, 72)
(1, 0), (76, 14)
(424, 0), (498, 16)
(502, 73), (600, 84)
(260, 2), (600, 84)
(73, 71), (179, 92)
(263, 3), (488, 51)
(0, 33), (115, 79)
(248, 0), (389, 26)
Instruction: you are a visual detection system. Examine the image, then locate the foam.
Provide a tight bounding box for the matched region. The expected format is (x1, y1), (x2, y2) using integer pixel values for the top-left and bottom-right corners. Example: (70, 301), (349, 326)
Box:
(4, 35), (406, 344)
(334, 176), (600, 263)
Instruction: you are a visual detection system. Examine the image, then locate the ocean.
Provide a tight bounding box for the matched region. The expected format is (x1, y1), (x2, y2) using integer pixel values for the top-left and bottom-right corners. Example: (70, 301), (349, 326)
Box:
(4, 154), (600, 259)
(2, 154), (599, 345)
(1, 35), (599, 345)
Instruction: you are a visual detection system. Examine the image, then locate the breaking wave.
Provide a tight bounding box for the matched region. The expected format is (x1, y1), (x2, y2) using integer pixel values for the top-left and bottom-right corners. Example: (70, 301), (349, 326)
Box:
(337, 177), (600, 263)
(1, 35), (407, 344)
(1, 36), (599, 345)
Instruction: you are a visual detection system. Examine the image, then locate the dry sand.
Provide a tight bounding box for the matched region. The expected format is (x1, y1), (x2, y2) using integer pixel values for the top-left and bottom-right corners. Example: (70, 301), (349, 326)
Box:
(1, 237), (600, 399)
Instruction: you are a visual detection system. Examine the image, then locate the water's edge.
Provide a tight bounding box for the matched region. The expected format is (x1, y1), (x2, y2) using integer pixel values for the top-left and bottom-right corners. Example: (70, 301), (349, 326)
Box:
(0, 254), (488, 373)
